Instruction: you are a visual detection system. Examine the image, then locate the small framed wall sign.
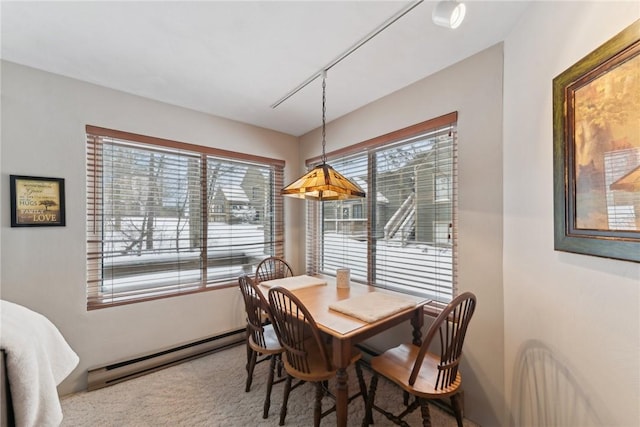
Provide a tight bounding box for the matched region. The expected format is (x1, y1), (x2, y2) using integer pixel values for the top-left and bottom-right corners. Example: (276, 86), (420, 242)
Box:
(10, 175), (66, 227)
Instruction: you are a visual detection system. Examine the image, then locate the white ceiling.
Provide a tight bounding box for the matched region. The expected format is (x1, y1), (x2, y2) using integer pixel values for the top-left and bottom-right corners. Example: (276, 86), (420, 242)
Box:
(0, 1), (531, 137)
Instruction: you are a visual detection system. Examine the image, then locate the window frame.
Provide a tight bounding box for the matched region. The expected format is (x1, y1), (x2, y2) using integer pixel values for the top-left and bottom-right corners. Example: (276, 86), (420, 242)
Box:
(86, 125), (284, 310)
(305, 112), (458, 303)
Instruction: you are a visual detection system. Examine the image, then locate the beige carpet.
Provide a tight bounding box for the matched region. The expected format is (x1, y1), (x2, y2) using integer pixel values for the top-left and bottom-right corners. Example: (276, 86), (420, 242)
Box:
(61, 344), (479, 426)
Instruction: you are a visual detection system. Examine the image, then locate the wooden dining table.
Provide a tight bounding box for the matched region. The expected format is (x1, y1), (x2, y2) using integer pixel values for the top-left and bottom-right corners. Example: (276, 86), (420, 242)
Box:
(258, 276), (429, 427)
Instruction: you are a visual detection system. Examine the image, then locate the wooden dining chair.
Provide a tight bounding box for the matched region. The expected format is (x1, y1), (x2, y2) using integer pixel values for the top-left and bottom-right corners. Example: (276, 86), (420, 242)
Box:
(238, 274), (285, 419)
(268, 286), (368, 427)
(255, 256), (293, 284)
(363, 292), (477, 427)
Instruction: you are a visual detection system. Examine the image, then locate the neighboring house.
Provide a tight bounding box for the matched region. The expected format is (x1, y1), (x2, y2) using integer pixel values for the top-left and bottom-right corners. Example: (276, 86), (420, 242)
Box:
(211, 166), (270, 224)
(211, 184), (251, 223)
(384, 139), (454, 247)
(241, 167), (271, 224)
(323, 176), (389, 238)
(606, 147), (640, 230)
(324, 137), (454, 248)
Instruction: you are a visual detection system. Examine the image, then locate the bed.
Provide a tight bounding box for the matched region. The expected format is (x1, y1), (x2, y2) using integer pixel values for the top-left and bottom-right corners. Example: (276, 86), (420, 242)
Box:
(1, 350), (15, 426)
(0, 300), (79, 427)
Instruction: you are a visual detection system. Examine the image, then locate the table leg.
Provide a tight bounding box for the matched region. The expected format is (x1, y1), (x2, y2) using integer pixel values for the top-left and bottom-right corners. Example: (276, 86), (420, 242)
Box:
(333, 337), (350, 427)
(335, 367), (348, 426)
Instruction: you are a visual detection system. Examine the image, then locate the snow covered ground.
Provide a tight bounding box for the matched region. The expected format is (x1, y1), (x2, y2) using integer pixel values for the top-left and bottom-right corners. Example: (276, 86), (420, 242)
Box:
(322, 233), (453, 301)
(97, 219), (453, 302)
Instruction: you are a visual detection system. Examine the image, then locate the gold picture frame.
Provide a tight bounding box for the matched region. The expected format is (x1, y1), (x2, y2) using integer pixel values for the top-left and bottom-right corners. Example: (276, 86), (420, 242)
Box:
(553, 19), (639, 262)
(10, 175), (66, 227)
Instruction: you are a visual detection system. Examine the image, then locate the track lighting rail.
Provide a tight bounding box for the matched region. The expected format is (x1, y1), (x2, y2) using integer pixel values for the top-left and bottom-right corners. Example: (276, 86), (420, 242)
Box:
(270, 0), (424, 109)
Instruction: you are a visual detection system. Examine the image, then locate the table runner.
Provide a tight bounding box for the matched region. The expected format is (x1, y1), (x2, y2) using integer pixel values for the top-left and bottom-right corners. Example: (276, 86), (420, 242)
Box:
(329, 291), (417, 323)
(260, 275), (327, 291)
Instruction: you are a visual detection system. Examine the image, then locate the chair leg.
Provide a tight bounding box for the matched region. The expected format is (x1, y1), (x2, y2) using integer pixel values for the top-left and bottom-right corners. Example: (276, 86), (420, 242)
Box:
(362, 373), (378, 427)
(245, 340), (252, 372)
(277, 354), (283, 378)
(418, 398), (432, 427)
(451, 393), (464, 427)
(355, 362), (371, 425)
(279, 375), (292, 426)
(314, 382), (323, 427)
(245, 348), (257, 392)
(403, 390), (410, 406)
(263, 355), (277, 418)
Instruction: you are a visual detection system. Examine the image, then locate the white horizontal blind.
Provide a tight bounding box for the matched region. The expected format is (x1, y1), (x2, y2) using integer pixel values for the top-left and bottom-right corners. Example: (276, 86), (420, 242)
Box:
(306, 114), (457, 303)
(87, 128), (283, 309)
(316, 153), (369, 281)
(205, 157), (284, 284)
(371, 125), (457, 302)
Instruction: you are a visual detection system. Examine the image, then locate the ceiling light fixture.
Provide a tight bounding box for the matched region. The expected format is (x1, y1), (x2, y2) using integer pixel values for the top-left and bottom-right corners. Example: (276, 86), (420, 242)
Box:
(432, 0), (466, 29)
(281, 71), (366, 201)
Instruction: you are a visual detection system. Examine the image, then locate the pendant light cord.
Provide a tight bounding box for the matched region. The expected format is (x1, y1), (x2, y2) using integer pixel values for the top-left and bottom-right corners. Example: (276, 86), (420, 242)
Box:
(321, 71), (327, 165)
(281, 68), (366, 199)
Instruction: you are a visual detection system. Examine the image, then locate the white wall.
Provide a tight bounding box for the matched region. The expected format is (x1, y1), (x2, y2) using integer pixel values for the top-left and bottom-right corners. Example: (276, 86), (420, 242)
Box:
(299, 44), (506, 426)
(503, 3), (640, 427)
(3, 3), (639, 425)
(0, 61), (300, 394)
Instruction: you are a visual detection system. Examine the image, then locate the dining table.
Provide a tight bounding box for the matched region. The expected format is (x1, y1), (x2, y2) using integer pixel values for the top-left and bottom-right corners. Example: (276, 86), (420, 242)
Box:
(258, 275), (430, 427)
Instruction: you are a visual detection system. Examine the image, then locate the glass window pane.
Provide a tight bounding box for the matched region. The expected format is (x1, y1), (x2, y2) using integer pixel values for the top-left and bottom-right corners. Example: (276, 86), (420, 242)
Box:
(319, 153), (368, 281)
(87, 130), (284, 308)
(309, 121), (457, 303)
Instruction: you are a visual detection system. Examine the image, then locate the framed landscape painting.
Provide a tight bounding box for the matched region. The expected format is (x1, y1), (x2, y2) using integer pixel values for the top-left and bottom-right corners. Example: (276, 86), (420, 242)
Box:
(553, 20), (639, 262)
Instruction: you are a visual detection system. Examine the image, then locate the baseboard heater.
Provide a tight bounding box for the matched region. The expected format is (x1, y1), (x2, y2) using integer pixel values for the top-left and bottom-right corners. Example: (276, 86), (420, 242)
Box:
(87, 328), (246, 391)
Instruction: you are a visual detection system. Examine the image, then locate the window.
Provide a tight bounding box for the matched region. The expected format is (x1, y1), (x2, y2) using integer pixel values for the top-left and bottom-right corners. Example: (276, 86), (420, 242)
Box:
(86, 126), (284, 309)
(307, 113), (457, 303)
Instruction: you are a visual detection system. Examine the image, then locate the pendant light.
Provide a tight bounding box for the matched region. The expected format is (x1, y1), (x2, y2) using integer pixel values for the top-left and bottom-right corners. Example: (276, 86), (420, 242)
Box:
(281, 71), (366, 201)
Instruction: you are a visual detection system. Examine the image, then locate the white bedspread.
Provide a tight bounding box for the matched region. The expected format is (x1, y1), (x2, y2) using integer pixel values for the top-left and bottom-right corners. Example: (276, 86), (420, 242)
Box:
(0, 300), (79, 427)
